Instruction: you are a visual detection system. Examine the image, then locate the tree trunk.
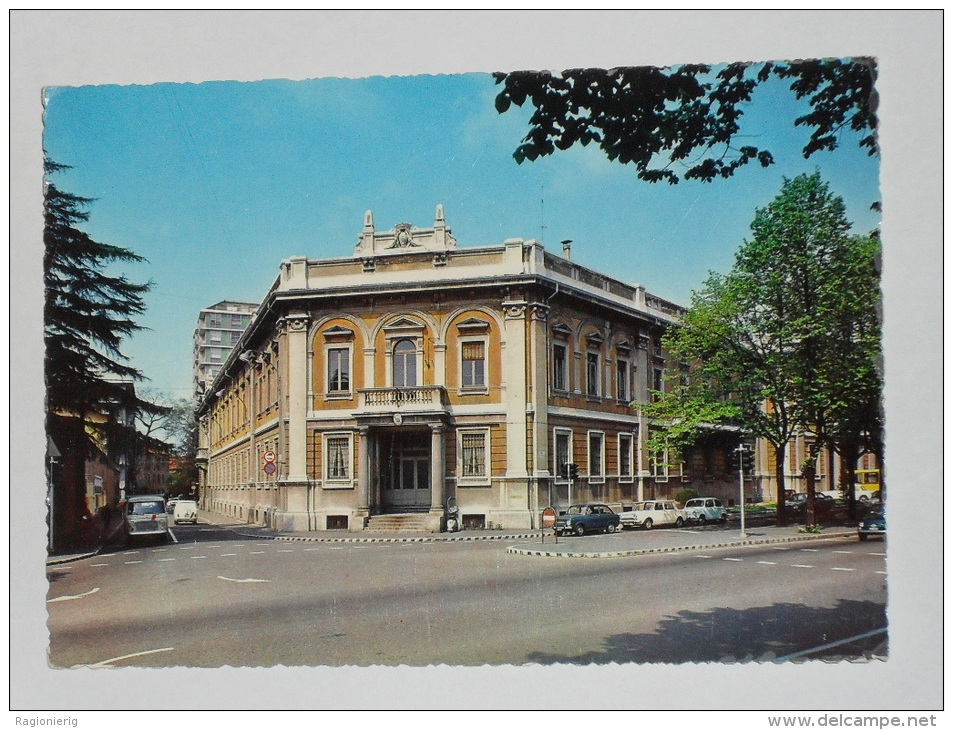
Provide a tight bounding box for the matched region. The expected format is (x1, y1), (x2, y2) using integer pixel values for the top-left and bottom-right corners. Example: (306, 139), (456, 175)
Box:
(774, 441), (788, 524)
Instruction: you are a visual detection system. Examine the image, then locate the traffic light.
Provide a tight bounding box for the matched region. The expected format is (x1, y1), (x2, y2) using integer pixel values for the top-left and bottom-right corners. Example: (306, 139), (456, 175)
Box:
(730, 450), (740, 471)
(741, 448), (755, 474)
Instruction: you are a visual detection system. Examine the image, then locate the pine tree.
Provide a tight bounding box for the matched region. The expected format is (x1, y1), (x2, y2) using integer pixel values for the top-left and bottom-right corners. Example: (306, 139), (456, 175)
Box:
(44, 157), (152, 421)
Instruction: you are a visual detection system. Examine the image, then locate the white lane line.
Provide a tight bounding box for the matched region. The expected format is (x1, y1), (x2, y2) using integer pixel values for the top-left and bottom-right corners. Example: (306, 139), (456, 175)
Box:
(218, 575), (271, 583)
(723, 558), (743, 562)
(869, 553), (887, 556)
(250, 551), (265, 554)
(695, 555), (714, 559)
(330, 547), (345, 550)
(304, 548), (321, 552)
(354, 546), (368, 549)
(831, 567), (856, 572)
(124, 560), (143, 565)
(48, 587), (100, 603)
(772, 546), (789, 550)
(876, 571), (887, 575)
(90, 563), (109, 568)
(757, 561), (777, 565)
(791, 564), (814, 568)
(190, 555), (207, 560)
(158, 558), (176, 562)
(168, 531), (178, 544)
(277, 549), (294, 553)
(833, 550), (853, 554)
(800, 548), (819, 552)
(221, 553), (237, 557)
(179, 545), (195, 550)
(122, 551), (140, 555)
(72, 647), (174, 668)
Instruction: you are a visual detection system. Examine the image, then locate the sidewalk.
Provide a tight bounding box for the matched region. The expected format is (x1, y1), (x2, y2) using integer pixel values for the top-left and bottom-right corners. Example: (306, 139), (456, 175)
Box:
(47, 510), (859, 566)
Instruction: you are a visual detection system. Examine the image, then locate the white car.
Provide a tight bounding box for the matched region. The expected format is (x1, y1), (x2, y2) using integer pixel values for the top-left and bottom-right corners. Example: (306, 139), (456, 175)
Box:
(123, 495), (169, 544)
(618, 500), (686, 530)
(173, 499), (199, 525)
(683, 497), (728, 524)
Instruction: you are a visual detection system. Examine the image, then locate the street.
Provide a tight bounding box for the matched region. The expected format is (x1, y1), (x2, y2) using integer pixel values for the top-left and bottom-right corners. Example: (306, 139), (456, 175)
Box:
(47, 523), (887, 667)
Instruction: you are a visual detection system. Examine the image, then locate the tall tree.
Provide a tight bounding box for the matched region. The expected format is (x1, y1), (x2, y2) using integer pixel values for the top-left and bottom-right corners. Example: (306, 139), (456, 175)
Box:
(44, 157), (153, 422)
(493, 58), (878, 184)
(648, 173), (882, 525)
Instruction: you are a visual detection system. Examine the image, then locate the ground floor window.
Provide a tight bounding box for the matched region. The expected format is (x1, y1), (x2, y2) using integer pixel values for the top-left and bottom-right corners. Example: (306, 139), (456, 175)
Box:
(459, 429), (489, 484)
(325, 433), (352, 484)
(588, 431), (605, 482)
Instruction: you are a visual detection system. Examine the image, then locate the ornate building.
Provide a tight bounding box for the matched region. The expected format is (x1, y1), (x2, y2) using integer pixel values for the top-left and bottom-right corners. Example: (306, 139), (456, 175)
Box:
(196, 206), (772, 533)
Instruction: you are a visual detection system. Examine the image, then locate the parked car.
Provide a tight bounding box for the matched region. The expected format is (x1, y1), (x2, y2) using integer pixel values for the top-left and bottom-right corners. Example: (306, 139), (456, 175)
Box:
(618, 500), (685, 530)
(173, 499), (199, 525)
(554, 503), (620, 536)
(683, 497), (728, 524)
(858, 505), (885, 541)
(165, 497), (181, 514)
(123, 495), (169, 544)
(785, 492), (836, 518)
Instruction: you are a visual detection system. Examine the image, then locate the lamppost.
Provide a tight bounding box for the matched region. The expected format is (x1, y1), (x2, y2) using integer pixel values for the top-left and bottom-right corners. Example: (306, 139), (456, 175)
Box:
(734, 443), (754, 539)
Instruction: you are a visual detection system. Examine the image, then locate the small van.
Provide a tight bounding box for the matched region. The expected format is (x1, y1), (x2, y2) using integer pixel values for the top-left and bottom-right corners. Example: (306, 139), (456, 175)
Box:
(683, 497), (728, 524)
(173, 499), (199, 525)
(123, 495), (169, 543)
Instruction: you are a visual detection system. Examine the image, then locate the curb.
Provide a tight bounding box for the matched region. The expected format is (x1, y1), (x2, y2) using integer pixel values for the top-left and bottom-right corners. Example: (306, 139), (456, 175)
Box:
(227, 528), (541, 544)
(505, 531), (856, 558)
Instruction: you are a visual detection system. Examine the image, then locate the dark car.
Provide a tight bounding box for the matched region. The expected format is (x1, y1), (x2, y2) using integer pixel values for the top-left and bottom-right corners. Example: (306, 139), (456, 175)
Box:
(554, 503), (620, 536)
(858, 506), (885, 541)
(785, 492), (835, 518)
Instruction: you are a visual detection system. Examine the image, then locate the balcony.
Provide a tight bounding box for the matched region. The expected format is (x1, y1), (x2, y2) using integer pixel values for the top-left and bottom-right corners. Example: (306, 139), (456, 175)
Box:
(358, 386), (447, 412)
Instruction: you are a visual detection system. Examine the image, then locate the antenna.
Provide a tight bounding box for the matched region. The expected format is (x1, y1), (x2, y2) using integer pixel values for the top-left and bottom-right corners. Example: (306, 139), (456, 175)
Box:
(540, 184), (546, 243)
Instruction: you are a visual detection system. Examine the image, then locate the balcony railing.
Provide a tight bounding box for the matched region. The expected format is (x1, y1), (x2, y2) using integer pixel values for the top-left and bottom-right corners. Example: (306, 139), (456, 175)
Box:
(358, 386), (447, 411)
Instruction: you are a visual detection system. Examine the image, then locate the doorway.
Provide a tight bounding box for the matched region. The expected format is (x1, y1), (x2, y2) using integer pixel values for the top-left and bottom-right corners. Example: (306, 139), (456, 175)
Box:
(380, 429), (431, 511)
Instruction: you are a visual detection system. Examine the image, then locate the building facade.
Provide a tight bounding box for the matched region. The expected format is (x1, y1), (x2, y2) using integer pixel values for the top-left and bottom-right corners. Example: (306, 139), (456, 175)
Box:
(197, 206), (810, 533)
(192, 300), (259, 400)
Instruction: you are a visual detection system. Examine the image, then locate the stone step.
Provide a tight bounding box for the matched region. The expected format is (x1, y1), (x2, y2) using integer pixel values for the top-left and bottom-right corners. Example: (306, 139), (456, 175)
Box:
(365, 513), (433, 533)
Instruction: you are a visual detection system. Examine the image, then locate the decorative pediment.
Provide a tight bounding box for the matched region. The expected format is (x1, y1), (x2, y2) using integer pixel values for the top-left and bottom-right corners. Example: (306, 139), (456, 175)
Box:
(383, 317), (426, 338)
(354, 205), (457, 257)
(456, 317), (491, 333)
(585, 331), (605, 347)
(322, 325), (355, 342)
(551, 323), (573, 340)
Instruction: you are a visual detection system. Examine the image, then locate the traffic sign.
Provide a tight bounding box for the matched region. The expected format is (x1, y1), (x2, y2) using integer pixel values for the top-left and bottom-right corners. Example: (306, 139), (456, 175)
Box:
(263, 462), (277, 475)
(541, 507), (557, 528)
(263, 450), (276, 464)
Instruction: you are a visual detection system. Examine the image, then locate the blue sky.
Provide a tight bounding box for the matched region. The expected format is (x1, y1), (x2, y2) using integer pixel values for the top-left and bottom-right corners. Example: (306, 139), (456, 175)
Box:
(42, 69), (882, 401)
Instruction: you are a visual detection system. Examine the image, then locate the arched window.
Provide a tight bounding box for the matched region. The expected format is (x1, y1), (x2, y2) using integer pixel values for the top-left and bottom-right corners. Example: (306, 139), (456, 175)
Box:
(393, 338), (417, 387)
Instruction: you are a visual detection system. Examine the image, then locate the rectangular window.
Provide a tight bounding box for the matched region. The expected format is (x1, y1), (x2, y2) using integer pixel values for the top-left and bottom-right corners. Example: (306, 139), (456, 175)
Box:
(461, 431), (488, 478)
(552, 344), (567, 391)
(652, 447), (669, 481)
(617, 360), (629, 401)
(587, 352), (600, 397)
(619, 433), (633, 481)
(554, 429), (572, 481)
(231, 314), (243, 327)
(588, 431), (604, 482)
(327, 347), (351, 394)
(652, 367), (664, 400)
(326, 435), (350, 481)
(461, 341), (486, 389)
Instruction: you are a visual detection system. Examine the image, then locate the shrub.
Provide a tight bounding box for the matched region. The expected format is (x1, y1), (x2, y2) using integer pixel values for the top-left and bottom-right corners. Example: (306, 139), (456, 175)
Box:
(674, 488), (698, 505)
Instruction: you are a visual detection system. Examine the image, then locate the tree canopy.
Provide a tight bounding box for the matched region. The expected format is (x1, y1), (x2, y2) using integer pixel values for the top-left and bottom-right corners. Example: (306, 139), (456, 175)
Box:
(44, 158), (156, 430)
(646, 172), (883, 523)
(493, 58), (878, 183)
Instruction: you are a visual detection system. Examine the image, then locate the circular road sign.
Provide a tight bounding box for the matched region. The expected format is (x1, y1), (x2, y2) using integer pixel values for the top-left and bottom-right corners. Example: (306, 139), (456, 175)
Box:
(263, 450), (276, 464)
(263, 462), (277, 475)
(542, 507), (557, 528)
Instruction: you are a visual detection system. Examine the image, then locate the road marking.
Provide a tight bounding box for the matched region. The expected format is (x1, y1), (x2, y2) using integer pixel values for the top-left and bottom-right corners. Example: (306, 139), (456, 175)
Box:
(331, 547), (345, 550)
(869, 552), (887, 556)
(800, 548), (819, 552)
(190, 555), (207, 560)
(304, 548), (321, 552)
(90, 563), (109, 568)
(757, 561), (777, 565)
(168, 531), (178, 544)
(179, 545), (195, 550)
(72, 647), (174, 668)
(250, 551), (265, 554)
(278, 549), (294, 553)
(695, 555), (714, 559)
(772, 546), (790, 550)
(831, 567), (855, 572)
(158, 558), (175, 562)
(833, 550), (853, 554)
(354, 546), (368, 549)
(122, 551), (140, 555)
(124, 560), (143, 565)
(876, 571), (887, 575)
(48, 587), (100, 603)
(791, 564), (814, 568)
(218, 575), (271, 583)
(221, 553), (237, 557)
(155, 548), (168, 552)
(723, 558), (743, 562)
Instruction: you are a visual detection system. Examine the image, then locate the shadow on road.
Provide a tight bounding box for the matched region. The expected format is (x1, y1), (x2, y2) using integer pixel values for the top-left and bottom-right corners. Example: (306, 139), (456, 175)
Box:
(525, 599), (888, 665)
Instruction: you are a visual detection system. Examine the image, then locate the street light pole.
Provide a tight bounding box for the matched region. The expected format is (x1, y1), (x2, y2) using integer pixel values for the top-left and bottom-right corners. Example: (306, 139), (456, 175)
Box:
(735, 444), (748, 539)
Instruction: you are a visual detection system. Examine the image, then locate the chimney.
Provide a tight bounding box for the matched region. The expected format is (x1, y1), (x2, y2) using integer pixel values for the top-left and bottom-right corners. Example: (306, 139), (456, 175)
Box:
(561, 239), (573, 259)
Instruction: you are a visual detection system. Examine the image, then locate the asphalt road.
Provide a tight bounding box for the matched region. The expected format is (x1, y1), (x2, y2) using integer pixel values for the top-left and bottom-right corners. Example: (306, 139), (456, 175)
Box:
(47, 522), (887, 667)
